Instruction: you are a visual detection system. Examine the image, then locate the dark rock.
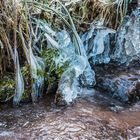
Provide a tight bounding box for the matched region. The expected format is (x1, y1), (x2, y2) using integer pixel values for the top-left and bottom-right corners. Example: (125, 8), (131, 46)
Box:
(95, 66), (140, 103)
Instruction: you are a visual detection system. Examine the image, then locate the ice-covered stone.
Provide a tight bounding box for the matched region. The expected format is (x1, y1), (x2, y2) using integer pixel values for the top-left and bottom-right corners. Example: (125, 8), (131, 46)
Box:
(113, 7), (140, 65)
(44, 29), (96, 104)
(82, 24), (115, 65)
(55, 31), (96, 103)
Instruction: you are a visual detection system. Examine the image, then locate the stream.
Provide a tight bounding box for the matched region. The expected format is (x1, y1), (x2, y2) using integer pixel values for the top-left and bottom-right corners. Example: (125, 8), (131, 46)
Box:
(0, 88), (140, 140)
(0, 3), (140, 140)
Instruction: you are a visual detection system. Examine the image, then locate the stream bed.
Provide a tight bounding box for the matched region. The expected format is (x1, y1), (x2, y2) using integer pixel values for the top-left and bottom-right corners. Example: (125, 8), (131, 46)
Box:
(0, 66), (140, 140)
(0, 1), (140, 140)
(0, 89), (140, 140)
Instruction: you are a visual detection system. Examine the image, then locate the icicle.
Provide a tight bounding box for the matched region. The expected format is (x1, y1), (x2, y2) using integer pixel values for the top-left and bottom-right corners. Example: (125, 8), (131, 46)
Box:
(29, 47), (45, 102)
(0, 40), (4, 49)
(19, 25), (45, 102)
(13, 49), (24, 105)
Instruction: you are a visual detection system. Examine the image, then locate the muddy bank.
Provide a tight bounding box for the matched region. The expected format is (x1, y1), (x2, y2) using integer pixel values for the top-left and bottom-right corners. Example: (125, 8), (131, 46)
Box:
(0, 91), (140, 140)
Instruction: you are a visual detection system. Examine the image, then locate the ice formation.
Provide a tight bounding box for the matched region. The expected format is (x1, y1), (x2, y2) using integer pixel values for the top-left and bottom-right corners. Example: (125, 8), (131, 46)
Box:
(43, 28), (95, 103)
(82, 24), (116, 65)
(19, 25), (45, 103)
(113, 7), (140, 65)
(39, 4), (140, 103)
(29, 49), (45, 102)
(13, 50), (24, 105)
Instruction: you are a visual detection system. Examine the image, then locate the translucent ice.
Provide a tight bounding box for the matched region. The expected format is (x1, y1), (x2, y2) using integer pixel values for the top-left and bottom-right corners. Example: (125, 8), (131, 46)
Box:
(56, 31), (96, 103)
(44, 28), (95, 103)
(29, 48), (45, 102)
(13, 49), (24, 105)
(19, 24), (45, 102)
(82, 24), (116, 65)
(113, 7), (140, 65)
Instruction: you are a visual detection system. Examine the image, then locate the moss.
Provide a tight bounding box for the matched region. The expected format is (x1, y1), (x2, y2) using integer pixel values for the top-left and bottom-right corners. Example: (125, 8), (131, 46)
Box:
(0, 75), (15, 102)
(41, 48), (69, 82)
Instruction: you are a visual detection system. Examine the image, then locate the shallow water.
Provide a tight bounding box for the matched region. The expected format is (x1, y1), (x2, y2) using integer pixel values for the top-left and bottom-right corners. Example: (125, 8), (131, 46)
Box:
(0, 90), (140, 140)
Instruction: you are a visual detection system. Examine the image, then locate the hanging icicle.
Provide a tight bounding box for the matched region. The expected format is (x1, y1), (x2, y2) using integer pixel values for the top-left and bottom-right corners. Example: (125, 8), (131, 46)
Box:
(13, 49), (24, 105)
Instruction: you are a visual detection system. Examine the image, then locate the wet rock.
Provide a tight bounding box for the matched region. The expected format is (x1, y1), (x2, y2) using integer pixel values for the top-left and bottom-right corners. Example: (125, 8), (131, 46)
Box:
(79, 67), (96, 88)
(95, 66), (140, 103)
(127, 126), (140, 140)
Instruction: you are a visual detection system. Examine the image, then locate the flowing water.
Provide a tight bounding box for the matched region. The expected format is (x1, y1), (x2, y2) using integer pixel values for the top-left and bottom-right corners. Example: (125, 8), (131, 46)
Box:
(0, 89), (140, 140)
